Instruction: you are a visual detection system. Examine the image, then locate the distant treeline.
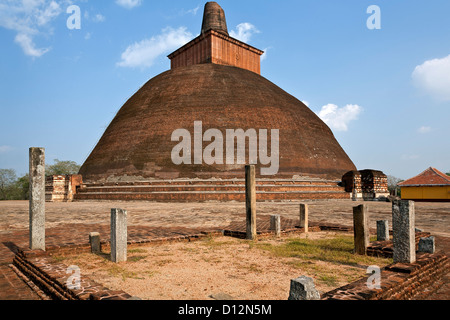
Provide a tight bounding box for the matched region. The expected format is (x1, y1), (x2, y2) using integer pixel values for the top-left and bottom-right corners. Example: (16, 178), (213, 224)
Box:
(0, 160), (80, 201)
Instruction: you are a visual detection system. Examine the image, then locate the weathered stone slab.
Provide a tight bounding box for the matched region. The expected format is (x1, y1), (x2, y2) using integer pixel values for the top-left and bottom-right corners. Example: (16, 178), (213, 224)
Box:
(29, 147), (46, 251)
(288, 276), (320, 300)
(392, 200), (416, 263)
(377, 220), (389, 241)
(418, 236), (435, 254)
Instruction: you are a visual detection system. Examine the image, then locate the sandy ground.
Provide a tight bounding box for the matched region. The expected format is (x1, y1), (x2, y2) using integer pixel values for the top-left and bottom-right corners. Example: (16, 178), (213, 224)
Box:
(58, 232), (392, 300)
(1, 200), (449, 236)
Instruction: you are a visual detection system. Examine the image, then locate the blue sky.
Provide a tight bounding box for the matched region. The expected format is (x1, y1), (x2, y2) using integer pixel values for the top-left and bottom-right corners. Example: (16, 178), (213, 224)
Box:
(0, 0), (449, 180)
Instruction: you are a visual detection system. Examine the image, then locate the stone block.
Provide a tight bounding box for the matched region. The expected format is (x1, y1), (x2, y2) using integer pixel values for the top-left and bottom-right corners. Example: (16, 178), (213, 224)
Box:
(377, 220), (389, 241)
(418, 236), (435, 254)
(288, 276), (320, 300)
(89, 232), (101, 253)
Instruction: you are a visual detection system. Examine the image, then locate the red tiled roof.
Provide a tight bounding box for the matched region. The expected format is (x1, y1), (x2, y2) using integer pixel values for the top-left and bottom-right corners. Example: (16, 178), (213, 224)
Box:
(398, 167), (450, 186)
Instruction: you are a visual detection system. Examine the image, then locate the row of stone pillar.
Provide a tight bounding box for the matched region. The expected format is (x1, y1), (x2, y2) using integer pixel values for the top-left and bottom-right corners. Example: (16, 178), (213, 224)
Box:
(353, 200), (434, 263)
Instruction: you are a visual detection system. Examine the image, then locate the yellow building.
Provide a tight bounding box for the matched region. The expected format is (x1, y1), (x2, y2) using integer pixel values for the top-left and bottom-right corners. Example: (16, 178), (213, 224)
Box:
(399, 167), (450, 202)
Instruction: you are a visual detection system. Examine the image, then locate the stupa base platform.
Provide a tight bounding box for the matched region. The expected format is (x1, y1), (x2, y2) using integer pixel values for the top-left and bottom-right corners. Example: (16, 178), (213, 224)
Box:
(73, 179), (351, 202)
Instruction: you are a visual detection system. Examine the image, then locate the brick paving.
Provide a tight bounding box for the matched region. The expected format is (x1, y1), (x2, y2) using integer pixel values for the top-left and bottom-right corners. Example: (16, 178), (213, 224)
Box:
(0, 200), (448, 300)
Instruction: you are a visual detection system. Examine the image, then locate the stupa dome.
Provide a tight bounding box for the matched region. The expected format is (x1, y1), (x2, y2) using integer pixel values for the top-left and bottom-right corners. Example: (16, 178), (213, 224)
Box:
(79, 3), (356, 182)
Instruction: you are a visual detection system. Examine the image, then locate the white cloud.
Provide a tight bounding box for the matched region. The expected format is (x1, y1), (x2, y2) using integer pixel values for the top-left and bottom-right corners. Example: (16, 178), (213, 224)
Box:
(412, 54), (450, 101)
(14, 33), (50, 57)
(261, 47), (271, 62)
(418, 126), (432, 134)
(230, 22), (260, 43)
(117, 27), (193, 68)
(0, 0), (67, 57)
(185, 6), (200, 15)
(115, 0), (142, 10)
(316, 104), (362, 132)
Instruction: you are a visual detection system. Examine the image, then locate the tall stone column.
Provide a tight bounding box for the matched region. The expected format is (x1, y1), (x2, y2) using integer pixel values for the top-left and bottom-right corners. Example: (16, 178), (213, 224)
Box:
(245, 165), (257, 240)
(392, 200), (416, 263)
(29, 147), (45, 251)
(353, 204), (369, 255)
(111, 208), (127, 263)
(299, 203), (309, 233)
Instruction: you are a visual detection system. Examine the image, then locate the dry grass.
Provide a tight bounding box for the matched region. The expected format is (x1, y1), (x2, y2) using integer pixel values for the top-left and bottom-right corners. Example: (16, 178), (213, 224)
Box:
(54, 232), (392, 300)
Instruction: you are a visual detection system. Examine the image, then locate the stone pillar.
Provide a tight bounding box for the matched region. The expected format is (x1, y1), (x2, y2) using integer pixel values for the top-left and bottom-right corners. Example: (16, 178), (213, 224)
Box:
(418, 236), (435, 254)
(270, 215), (281, 237)
(299, 203), (309, 233)
(89, 232), (101, 253)
(353, 204), (369, 255)
(376, 220), (389, 241)
(245, 165), (257, 240)
(29, 147), (45, 251)
(392, 200), (416, 263)
(288, 276), (320, 300)
(111, 209), (127, 263)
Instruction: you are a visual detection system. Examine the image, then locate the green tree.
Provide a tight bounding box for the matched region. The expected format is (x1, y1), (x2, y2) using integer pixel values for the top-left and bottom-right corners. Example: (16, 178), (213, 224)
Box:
(15, 174), (30, 200)
(447, 172), (450, 176)
(46, 159), (81, 175)
(0, 169), (18, 200)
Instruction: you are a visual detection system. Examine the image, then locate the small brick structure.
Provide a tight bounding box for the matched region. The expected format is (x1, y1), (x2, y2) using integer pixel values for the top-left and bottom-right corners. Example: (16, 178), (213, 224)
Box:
(45, 175), (82, 202)
(342, 170), (389, 201)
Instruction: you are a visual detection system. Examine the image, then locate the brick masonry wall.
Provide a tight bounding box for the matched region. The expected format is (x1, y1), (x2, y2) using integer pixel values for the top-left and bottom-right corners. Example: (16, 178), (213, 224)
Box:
(321, 252), (449, 300)
(169, 30), (263, 74)
(46, 175), (82, 202)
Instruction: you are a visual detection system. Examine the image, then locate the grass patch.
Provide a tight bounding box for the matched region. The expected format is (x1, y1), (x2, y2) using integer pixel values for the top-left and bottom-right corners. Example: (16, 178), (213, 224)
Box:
(128, 255), (147, 263)
(255, 235), (392, 268)
(128, 248), (147, 254)
(107, 264), (144, 281)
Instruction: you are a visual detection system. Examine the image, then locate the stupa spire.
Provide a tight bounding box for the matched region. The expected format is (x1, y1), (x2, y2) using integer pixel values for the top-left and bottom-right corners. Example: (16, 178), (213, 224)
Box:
(201, 2), (228, 35)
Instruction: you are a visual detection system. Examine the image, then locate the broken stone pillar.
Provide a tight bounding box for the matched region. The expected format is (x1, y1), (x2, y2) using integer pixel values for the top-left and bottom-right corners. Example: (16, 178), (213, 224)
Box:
(245, 165), (257, 240)
(270, 215), (281, 237)
(111, 209), (127, 263)
(29, 147), (45, 251)
(288, 276), (321, 300)
(392, 200), (416, 263)
(376, 220), (389, 241)
(89, 232), (101, 253)
(418, 236), (435, 254)
(353, 204), (369, 255)
(299, 203), (309, 233)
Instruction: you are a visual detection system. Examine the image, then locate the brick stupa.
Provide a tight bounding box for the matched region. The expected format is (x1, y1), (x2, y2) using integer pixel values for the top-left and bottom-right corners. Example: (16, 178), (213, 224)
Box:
(78, 2), (357, 201)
